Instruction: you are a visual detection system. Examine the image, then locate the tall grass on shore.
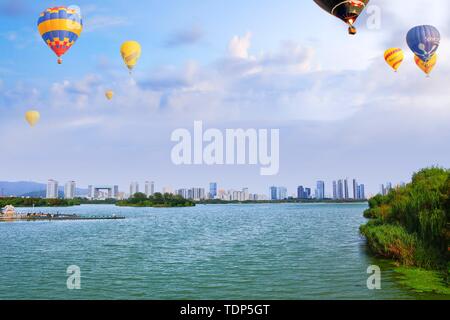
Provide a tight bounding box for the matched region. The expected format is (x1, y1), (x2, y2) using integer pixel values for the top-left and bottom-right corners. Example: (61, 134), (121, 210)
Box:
(360, 167), (449, 274)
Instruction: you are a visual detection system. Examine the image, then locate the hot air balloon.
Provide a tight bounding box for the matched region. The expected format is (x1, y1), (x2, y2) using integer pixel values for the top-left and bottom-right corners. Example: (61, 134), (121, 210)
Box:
(37, 6), (83, 64)
(25, 111), (40, 127)
(384, 48), (404, 72)
(415, 54), (437, 77)
(313, 0), (370, 35)
(120, 41), (141, 73)
(105, 90), (114, 100)
(407, 25), (440, 63)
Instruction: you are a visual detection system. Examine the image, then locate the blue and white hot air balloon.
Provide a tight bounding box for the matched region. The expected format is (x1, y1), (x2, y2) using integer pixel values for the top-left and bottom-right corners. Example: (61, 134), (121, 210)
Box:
(406, 25), (440, 62)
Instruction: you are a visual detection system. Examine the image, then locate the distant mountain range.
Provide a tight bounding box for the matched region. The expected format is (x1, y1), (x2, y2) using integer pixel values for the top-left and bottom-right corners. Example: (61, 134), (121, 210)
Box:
(0, 181), (88, 197)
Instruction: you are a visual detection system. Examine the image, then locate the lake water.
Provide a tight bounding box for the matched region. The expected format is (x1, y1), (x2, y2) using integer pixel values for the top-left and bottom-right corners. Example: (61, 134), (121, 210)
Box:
(0, 203), (438, 299)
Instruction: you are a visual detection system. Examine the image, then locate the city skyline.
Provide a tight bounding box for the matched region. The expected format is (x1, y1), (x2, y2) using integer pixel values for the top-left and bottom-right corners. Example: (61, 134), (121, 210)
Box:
(33, 176), (384, 201)
(0, 175), (413, 200)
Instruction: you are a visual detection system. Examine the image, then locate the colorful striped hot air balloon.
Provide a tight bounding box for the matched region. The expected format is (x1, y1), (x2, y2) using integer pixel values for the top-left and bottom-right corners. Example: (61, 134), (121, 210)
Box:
(384, 48), (404, 72)
(414, 54), (437, 77)
(313, 0), (370, 35)
(37, 6), (83, 64)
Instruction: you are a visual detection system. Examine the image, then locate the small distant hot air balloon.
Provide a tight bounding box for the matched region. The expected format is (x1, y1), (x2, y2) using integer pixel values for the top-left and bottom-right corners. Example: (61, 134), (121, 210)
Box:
(407, 25), (440, 63)
(313, 0), (370, 35)
(105, 90), (114, 100)
(415, 54), (437, 77)
(120, 41), (141, 73)
(37, 6), (83, 64)
(25, 110), (40, 127)
(384, 48), (404, 72)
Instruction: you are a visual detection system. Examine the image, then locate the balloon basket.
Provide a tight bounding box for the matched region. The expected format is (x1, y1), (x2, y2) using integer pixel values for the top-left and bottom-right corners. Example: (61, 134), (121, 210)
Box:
(348, 26), (357, 35)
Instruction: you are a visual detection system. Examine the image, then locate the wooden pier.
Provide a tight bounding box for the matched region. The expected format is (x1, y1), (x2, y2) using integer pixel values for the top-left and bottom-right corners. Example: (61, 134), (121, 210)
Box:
(0, 213), (125, 222)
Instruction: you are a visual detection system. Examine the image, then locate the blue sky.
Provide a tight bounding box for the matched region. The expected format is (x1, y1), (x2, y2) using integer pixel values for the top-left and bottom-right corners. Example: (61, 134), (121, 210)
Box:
(1, 0), (450, 196)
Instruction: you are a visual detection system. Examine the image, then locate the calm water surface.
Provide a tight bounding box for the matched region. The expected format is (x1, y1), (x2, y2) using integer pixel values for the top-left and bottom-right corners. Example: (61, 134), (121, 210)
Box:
(0, 203), (438, 299)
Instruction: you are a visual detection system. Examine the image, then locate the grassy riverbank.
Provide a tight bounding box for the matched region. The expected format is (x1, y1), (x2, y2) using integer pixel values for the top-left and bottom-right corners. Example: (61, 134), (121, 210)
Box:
(360, 167), (449, 295)
(116, 192), (195, 208)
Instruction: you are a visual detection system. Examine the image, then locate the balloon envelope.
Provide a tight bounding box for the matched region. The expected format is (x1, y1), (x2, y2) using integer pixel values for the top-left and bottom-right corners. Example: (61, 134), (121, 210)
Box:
(384, 48), (404, 72)
(406, 25), (440, 62)
(313, 0), (369, 34)
(25, 111), (40, 127)
(37, 6), (83, 64)
(105, 90), (114, 100)
(120, 41), (141, 72)
(415, 54), (437, 76)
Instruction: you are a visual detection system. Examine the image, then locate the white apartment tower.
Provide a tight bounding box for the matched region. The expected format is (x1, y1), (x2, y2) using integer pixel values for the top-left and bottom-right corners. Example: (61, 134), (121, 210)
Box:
(46, 179), (59, 199)
(64, 181), (76, 199)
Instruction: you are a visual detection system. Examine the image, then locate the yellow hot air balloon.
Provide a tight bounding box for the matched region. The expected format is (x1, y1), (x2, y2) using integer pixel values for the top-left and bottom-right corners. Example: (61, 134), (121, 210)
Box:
(384, 48), (404, 72)
(415, 54), (437, 76)
(25, 110), (40, 127)
(105, 90), (114, 100)
(120, 41), (141, 73)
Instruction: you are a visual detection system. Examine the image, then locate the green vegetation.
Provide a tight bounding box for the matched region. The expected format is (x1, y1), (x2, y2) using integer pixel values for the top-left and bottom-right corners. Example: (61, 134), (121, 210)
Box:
(116, 192), (195, 208)
(394, 267), (450, 296)
(360, 167), (449, 294)
(0, 197), (80, 207)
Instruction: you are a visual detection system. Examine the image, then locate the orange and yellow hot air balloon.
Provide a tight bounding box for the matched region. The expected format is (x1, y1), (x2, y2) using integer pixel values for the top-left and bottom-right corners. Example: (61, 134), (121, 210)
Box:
(105, 90), (114, 100)
(415, 54), (437, 77)
(384, 48), (404, 72)
(37, 6), (83, 64)
(25, 110), (40, 127)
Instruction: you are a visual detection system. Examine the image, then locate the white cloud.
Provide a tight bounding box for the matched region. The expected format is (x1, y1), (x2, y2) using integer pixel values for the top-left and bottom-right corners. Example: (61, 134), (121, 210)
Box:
(83, 15), (129, 32)
(228, 32), (252, 59)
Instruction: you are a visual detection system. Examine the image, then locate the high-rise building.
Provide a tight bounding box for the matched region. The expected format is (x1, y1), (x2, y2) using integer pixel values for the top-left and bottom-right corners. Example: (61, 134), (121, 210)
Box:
(209, 182), (218, 199)
(332, 181), (337, 199)
(87, 185), (119, 200)
(270, 186), (278, 200)
(358, 184), (365, 200)
(191, 188), (205, 200)
(145, 181), (155, 197)
(177, 188), (189, 199)
(344, 179), (349, 199)
(46, 179), (59, 199)
(130, 182), (139, 197)
(232, 190), (244, 201)
(297, 186), (305, 199)
(242, 188), (249, 201)
(269, 186), (287, 200)
(88, 185), (93, 199)
(64, 181), (76, 199)
(217, 189), (226, 199)
(352, 179), (358, 199)
(337, 180), (344, 200)
(277, 187), (287, 200)
(304, 188), (311, 199)
(113, 185), (119, 198)
(381, 182), (392, 196)
(316, 181), (325, 200)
